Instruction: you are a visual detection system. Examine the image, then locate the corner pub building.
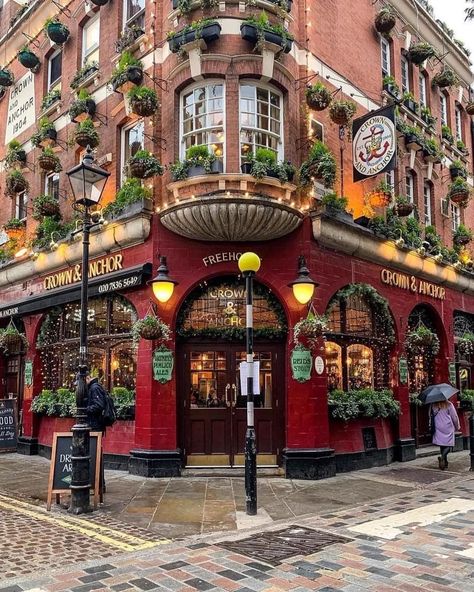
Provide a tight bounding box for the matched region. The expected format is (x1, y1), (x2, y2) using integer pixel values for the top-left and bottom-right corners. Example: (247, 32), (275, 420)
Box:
(0, 0), (473, 479)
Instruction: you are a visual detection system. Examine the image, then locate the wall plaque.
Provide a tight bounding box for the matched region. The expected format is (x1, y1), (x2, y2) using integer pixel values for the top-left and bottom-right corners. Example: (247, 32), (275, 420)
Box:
(291, 347), (312, 382)
(24, 361), (33, 387)
(398, 357), (408, 385)
(314, 356), (325, 375)
(153, 346), (174, 384)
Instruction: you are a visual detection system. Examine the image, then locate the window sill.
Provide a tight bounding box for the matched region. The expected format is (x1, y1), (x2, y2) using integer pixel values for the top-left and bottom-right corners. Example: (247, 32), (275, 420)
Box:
(73, 69), (101, 92)
(40, 99), (62, 119)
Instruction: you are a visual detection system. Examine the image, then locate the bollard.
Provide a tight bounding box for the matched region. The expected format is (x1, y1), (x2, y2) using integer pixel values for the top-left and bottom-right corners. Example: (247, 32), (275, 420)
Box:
(470, 414), (474, 472)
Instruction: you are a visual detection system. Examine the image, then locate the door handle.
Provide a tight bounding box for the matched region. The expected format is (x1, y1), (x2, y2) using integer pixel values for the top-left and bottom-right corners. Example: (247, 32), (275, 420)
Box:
(225, 383), (231, 407)
(231, 384), (237, 407)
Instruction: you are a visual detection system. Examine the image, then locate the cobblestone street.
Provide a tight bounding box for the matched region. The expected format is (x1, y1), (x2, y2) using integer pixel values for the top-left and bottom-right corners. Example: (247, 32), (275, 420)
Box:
(1, 452), (474, 591)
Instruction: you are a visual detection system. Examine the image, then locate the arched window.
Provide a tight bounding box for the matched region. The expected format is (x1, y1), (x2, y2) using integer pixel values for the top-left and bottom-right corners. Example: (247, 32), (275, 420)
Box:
(325, 284), (394, 391)
(180, 81), (225, 162)
(407, 305), (439, 393)
(37, 295), (138, 391)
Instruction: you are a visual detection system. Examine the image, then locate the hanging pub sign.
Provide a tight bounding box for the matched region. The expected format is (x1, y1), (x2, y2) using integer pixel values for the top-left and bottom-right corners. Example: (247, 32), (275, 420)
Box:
(153, 346), (174, 383)
(291, 346), (313, 382)
(399, 357), (408, 385)
(448, 362), (457, 386)
(352, 104), (396, 182)
(24, 360), (33, 387)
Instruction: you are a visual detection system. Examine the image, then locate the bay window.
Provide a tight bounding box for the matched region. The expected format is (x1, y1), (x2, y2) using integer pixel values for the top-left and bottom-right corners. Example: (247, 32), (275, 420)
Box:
(240, 83), (282, 161)
(181, 82), (225, 162)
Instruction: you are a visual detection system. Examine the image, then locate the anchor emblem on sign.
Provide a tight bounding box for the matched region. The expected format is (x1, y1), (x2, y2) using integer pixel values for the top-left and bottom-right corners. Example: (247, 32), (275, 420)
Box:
(358, 124), (390, 163)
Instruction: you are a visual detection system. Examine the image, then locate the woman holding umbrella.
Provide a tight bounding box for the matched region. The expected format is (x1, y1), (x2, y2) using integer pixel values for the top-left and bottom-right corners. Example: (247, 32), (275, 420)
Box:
(420, 383), (460, 470)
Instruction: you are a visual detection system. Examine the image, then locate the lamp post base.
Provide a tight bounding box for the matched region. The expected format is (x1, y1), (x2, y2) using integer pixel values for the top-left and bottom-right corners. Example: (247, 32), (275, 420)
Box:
(245, 426), (257, 515)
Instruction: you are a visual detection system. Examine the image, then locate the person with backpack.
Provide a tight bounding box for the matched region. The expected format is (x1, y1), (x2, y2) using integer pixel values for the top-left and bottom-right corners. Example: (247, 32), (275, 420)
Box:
(85, 373), (116, 432)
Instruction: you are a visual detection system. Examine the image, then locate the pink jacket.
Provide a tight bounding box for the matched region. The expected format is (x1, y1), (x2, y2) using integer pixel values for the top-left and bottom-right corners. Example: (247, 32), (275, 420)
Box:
(432, 401), (460, 447)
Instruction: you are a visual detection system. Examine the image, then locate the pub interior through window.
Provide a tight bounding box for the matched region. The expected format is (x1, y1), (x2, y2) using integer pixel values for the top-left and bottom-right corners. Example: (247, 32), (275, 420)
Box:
(324, 285), (394, 391)
(37, 295), (137, 391)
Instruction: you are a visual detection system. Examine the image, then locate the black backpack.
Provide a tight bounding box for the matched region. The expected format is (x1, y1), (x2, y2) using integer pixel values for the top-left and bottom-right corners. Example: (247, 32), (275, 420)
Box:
(101, 389), (117, 427)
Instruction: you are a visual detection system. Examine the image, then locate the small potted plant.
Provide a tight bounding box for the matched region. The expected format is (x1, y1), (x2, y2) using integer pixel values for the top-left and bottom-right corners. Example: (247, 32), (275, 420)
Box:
(240, 13), (293, 53)
(3, 217), (26, 241)
(168, 19), (222, 53)
(453, 224), (473, 247)
(404, 125), (423, 150)
(408, 41), (436, 65)
(420, 105), (436, 127)
(70, 61), (99, 90)
(103, 178), (152, 219)
(370, 180), (392, 207)
(456, 140), (468, 156)
(0, 323), (28, 355)
(382, 75), (400, 99)
(299, 140), (337, 188)
(374, 7), (396, 34)
(449, 160), (467, 180)
(37, 148), (62, 173)
(115, 24), (145, 53)
(69, 89), (96, 123)
(393, 195), (414, 217)
(171, 145), (222, 180)
(127, 150), (164, 179)
(6, 170), (29, 194)
(109, 51), (143, 93)
(31, 117), (57, 148)
(127, 86), (159, 117)
(305, 82), (332, 111)
(32, 194), (61, 219)
(448, 177), (471, 207)
(441, 125), (454, 144)
(0, 68), (14, 87)
(17, 45), (40, 70)
(41, 89), (61, 112)
(328, 100), (356, 126)
(240, 153), (254, 175)
(74, 118), (99, 148)
(250, 148), (278, 179)
(319, 192), (350, 220)
(433, 67), (458, 88)
(402, 91), (419, 114)
(131, 313), (171, 343)
(293, 311), (328, 351)
(44, 18), (70, 44)
(423, 138), (442, 163)
(5, 140), (26, 167)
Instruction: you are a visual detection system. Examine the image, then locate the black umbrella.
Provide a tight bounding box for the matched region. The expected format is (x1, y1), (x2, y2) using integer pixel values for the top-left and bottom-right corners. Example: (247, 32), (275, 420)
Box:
(419, 383), (459, 405)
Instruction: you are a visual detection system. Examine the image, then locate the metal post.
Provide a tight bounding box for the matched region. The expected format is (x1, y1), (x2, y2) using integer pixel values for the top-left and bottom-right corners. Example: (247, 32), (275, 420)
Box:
(69, 205), (91, 514)
(244, 271), (257, 516)
(470, 413), (474, 472)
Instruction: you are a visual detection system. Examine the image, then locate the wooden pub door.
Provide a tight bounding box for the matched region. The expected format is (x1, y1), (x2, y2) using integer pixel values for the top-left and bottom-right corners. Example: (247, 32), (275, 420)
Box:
(180, 342), (284, 467)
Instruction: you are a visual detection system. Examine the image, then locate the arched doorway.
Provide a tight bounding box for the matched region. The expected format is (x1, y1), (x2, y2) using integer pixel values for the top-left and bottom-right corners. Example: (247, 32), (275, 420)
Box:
(176, 277), (287, 467)
(407, 304), (441, 446)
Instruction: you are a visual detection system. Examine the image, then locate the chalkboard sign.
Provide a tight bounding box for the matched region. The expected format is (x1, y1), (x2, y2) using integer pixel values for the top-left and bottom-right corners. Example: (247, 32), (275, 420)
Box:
(47, 432), (102, 511)
(0, 399), (18, 451)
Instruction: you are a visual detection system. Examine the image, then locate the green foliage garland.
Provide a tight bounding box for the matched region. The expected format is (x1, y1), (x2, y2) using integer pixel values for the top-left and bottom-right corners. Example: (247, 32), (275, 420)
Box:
(328, 388), (400, 421)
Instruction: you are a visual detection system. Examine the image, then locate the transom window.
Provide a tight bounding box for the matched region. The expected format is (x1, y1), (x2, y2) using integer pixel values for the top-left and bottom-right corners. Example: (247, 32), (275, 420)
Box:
(181, 82), (225, 160)
(48, 50), (62, 92)
(124, 0), (145, 29)
(83, 15), (100, 66)
(240, 83), (282, 161)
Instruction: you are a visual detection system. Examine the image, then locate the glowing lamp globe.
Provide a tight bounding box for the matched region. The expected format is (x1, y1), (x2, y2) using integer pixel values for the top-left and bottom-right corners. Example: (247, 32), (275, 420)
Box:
(288, 255), (318, 305)
(238, 252), (261, 273)
(149, 256), (178, 304)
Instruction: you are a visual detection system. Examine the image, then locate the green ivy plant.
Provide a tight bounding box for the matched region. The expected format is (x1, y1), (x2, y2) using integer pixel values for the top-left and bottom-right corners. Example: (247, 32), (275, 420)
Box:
(299, 141), (337, 188)
(4, 140), (26, 167)
(127, 149), (164, 178)
(328, 389), (400, 421)
(131, 315), (171, 345)
(40, 89), (61, 111)
(458, 333), (474, 357)
(404, 323), (440, 357)
(103, 178), (152, 218)
(320, 191), (348, 213)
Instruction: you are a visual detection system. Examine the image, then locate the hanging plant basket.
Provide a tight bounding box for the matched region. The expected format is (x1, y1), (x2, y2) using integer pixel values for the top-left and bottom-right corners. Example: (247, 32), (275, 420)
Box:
(46, 22), (70, 45)
(405, 324), (440, 358)
(305, 84), (332, 111)
(329, 100), (356, 126)
(128, 90), (159, 117)
(131, 314), (171, 343)
(4, 225), (24, 241)
(129, 161), (149, 179)
(408, 42), (436, 65)
(374, 8), (396, 34)
(75, 130), (99, 148)
(18, 49), (40, 70)
(432, 68), (457, 88)
(293, 310), (328, 351)
(466, 102), (474, 116)
(394, 201), (414, 217)
(89, 0), (109, 5)
(38, 153), (59, 172)
(0, 326), (28, 355)
(450, 188), (470, 206)
(69, 98), (96, 123)
(458, 334), (474, 357)
(37, 200), (60, 218)
(0, 68), (14, 86)
(6, 173), (28, 194)
(454, 234), (471, 247)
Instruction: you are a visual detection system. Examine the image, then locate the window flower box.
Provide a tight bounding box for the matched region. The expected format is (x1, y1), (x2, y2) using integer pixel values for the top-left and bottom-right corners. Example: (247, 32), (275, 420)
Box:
(449, 161), (467, 180)
(168, 21), (222, 53)
(188, 159), (223, 177)
(383, 82), (400, 99)
(115, 25), (145, 53)
(240, 22), (293, 53)
(70, 62), (99, 90)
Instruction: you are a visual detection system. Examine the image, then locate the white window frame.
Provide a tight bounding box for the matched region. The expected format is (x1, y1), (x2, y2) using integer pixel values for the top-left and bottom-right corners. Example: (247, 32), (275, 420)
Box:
(82, 14), (100, 66)
(47, 48), (62, 92)
(310, 118), (324, 143)
(120, 119), (145, 185)
(15, 191), (28, 222)
(386, 170), (395, 191)
(239, 81), (283, 162)
(123, 0), (145, 30)
(451, 203), (460, 231)
(45, 172), (60, 199)
(423, 182), (432, 226)
(406, 171), (415, 204)
(455, 107), (463, 141)
(381, 37), (391, 76)
(180, 80), (226, 168)
(401, 56), (410, 93)
(418, 73), (427, 107)
(440, 93), (448, 127)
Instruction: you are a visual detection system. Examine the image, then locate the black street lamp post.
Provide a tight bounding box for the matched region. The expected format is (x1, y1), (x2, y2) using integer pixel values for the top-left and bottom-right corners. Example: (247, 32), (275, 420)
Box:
(66, 147), (110, 515)
(238, 252), (261, 516)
